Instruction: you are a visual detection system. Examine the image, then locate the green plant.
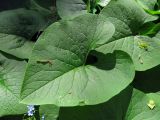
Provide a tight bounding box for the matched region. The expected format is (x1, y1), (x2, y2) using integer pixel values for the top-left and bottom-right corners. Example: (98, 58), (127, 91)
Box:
(0, 0), (160, 120)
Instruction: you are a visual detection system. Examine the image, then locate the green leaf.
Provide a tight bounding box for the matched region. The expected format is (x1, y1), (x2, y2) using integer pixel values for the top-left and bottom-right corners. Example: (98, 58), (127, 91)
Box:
(56, 0), (87, 19)
(98, 0), (111, 7)
(125, 89), (160, 120)
(0, 8), (47, 59)
(138, 0), (160, 15)
(97, 36), (160, 71)
(97, 0), (160, 71)
(0, 33), (34, 59)
(138, 22), (160, 36)
(20, 14), (135, 106)
(132, 64), (160, 116)
(0, 51), (27, 116)
(26, 0), (58, 26)
(0, 8), (46, 39)
(155, 31), (160, 39)
(100, 0), (157, 35)
(0, 0), (58, 59)
(145, 9), (160, 15)
(136, 0), (157, 10)
(39, 105), (59, 120)
(59, 86), (133, 120)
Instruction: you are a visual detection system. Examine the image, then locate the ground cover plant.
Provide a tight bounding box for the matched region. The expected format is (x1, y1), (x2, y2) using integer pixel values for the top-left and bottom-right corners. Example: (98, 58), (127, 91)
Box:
(0, 0), (160, 120)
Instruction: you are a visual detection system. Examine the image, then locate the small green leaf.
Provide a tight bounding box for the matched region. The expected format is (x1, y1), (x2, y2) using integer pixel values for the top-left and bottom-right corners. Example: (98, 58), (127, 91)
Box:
(98, 0), (111, 7)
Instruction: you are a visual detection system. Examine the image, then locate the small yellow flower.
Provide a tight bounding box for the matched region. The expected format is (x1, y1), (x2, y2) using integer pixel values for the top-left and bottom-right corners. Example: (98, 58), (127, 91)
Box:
(147, 100), (155, 110)
(138, 40), (149, 51)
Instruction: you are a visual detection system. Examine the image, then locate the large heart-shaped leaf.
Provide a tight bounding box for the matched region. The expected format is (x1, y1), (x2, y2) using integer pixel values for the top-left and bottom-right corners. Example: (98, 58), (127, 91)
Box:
(20, 14), (135, 106)
(56, 0), (87, 19)
(0, 51), (27, 116)
(125, 89), (160, 120)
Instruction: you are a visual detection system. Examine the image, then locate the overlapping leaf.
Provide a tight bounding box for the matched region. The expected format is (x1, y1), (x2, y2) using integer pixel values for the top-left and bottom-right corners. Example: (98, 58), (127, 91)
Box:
(127, 65), (160, 119)
(0, 51), (27, 116)
(0, 0), (58, 59)
(125, 89), (160, 120)
(100, 0), (157, 40)
(57, 0), (87, 19)
(0, 8), (45, 59)
(27, 0), (58, 25)
(97, 0), (111, 7)
(97, 0), (160, 71)
(0, 33), (34, 59)
(0, 8), (46, 39)
(136, 0), (157, 10)
(97, 36), (160, 71)
(136, 0), (160, 15)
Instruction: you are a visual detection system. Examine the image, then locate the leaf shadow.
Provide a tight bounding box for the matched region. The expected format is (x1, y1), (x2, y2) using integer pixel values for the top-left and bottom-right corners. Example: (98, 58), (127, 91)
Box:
(133, 65), (160, 93)
(86, 50), (116, 70)
(59, 86), (133, 120)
